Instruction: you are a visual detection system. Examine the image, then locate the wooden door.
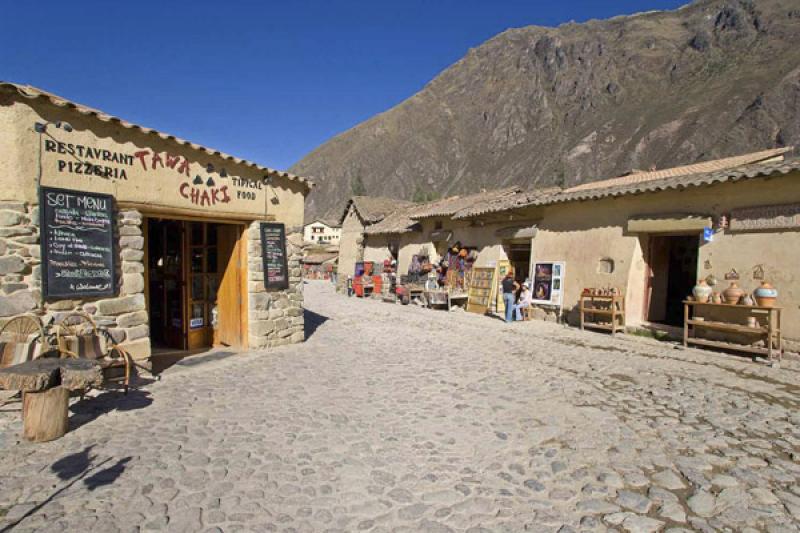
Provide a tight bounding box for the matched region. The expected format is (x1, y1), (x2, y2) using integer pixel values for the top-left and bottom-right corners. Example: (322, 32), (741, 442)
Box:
(163, 220), (186, 350)
(186, 222), (218, 350)
(215, 224), (243, 347)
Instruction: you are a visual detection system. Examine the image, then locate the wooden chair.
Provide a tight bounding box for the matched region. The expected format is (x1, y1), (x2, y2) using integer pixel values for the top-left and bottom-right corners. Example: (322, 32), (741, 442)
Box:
(0, 315), (49, 368)
(0, 314), (49, 405)
(54, 312), (133, 394)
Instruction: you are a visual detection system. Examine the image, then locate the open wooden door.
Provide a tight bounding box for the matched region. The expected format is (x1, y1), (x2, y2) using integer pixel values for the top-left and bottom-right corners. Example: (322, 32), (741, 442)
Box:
(215, 224), (244, 347)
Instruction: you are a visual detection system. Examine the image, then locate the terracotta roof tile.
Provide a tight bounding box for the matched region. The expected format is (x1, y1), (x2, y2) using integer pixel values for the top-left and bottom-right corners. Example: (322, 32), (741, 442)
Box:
(564, 147), (791, 193)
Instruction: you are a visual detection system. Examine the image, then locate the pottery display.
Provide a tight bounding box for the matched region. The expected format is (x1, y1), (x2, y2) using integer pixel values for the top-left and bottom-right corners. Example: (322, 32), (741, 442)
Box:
(740, 294), (754, 306)
(722, 281), (744, 305)
(692, 279), (712, 303)
(747, 316), (759, 328)
(753, 281), (778, 307)
(711, 292), (722, 304)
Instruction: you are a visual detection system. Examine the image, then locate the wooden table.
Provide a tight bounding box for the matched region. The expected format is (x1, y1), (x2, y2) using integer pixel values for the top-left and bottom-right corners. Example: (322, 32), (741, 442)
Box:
(580, 294), (625, 336)
(683, 301), (782, 361)
(424, 290), (469, 311)
(0, 357), (103, 442)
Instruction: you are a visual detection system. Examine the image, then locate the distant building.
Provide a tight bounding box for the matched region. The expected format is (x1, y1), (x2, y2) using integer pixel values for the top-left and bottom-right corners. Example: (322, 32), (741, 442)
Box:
(303, 219), (341, 245)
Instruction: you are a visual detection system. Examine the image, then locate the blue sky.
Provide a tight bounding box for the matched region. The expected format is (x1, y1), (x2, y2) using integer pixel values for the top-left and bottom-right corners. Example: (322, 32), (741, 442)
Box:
(2, 0), (686, 170)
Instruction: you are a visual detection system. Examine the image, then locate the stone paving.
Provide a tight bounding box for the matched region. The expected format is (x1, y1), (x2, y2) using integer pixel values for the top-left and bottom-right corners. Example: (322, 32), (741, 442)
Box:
(1, 280), (799, 532)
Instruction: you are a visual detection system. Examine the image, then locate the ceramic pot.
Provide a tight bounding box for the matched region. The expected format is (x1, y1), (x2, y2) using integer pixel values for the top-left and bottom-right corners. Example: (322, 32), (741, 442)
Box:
(711, 292), (722, 304)
(692, 279), (712, 303)
(723, 281), (744, 305)
(740, 294), (754, 306)
(753, 281), (778, 307)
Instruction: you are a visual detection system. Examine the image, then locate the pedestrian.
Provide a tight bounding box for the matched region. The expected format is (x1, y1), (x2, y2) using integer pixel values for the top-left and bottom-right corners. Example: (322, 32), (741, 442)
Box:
(502, 270), (519, 323)
(346, 275), (354, 297)
(514, 282), (532, 321)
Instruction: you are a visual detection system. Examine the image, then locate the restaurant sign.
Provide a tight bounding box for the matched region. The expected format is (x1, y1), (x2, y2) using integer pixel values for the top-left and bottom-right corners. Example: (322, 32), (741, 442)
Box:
(40, 186), (117, 300)
(729, 203), (800, 232)
(260, 222), (289, 290)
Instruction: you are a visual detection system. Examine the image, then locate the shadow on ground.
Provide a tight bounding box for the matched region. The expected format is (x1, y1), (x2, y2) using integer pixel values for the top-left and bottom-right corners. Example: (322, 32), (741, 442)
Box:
(69, 389), (153, 431)
(1, 446), (130, 532)
(304, 308), (329, 340)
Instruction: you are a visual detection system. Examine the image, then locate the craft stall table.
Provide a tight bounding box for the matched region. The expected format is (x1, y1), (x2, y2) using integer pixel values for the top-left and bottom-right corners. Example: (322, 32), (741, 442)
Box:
(580, 293), (625, 336)
(424, 290), (469, 311)
(0, 357), (103, 442)
(683, 301), (782, 362)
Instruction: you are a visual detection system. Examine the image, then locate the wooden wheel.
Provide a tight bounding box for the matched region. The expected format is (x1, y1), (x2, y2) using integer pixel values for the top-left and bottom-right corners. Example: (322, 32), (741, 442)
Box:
(0, 315), (44, 344)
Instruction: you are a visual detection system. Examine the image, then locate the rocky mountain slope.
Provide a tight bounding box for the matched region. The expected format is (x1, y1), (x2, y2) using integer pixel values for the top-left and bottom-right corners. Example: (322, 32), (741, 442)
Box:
(291, 0), (800, 220)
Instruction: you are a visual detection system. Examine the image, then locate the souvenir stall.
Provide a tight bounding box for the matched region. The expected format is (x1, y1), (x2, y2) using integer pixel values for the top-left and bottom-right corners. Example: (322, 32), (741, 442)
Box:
(684, 277), (783, 363)
(424, 242), (474, 310)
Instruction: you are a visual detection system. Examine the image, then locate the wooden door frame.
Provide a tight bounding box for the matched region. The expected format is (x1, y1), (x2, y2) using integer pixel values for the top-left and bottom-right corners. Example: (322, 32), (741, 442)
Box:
(642, 232), (702, 323)
(143, 214), (249, 351)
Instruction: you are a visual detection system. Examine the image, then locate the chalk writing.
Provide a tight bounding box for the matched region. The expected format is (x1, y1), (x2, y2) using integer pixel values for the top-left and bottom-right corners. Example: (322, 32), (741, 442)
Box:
(40, 187), (116, 299)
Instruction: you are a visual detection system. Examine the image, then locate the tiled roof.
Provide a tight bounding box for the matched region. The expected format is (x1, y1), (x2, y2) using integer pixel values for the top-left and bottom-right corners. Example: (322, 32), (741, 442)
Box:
(364, 207), (421, 235)
(302, 252), (338, 265)
(340, 196), (413, 225)
(527, 157), (800, 208)
(564, 147), (791, 193)
(1, 81), (313, 191)
(408, 187), (521, 219)
(452, 187), (560, 219)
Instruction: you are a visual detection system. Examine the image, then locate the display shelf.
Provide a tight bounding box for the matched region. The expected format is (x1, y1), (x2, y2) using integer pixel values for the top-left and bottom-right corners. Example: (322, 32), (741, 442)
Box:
(580, 294), (625, 336)
(683, 300), (782, 362)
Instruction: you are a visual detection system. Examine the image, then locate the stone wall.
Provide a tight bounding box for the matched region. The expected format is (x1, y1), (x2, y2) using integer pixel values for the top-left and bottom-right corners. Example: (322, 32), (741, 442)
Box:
(247, 222), (304, 349)
(0, 203), (150, 360)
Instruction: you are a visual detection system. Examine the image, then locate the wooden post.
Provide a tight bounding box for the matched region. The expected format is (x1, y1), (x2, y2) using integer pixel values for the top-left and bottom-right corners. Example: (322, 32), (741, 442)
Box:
(611, 296), (616, 337)
(22, 386), (69, 442)
(579, 295), (585, 331)
(683, 302), (689, 347)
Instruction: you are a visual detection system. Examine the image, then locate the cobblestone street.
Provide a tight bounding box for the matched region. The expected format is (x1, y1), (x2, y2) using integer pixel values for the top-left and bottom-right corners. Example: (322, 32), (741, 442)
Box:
(1, 280), (799, 532)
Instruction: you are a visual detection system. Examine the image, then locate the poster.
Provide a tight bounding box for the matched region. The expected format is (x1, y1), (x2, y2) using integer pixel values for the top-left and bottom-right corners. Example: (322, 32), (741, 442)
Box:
(40, 186), (117, 300)
(531, 261), (565, 307)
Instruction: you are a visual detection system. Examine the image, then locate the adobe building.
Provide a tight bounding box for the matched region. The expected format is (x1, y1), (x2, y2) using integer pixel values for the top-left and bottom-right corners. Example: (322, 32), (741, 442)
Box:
(336, 196), (411, 291)
(0, 82), (312, 360)
(358, 148), (800, 350)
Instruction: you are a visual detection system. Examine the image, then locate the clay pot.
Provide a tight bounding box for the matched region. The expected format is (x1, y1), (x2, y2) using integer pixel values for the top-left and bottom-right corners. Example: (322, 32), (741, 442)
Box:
(711, 292), (722, 304)
(740, 294), (754, 306)
(692, 279), (712, 303)
(753, 281), (778, 307)
(722, 281), (744, 305)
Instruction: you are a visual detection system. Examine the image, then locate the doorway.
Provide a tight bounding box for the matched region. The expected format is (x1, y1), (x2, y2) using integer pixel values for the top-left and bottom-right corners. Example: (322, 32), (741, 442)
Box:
(146, 218), (246, 352)
(646, 234), (699, 327)
(507, 242), (531, 284)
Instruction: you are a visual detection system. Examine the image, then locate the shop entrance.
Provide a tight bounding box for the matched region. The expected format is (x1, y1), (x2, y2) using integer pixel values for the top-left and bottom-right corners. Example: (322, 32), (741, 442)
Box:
(646, 234), (699, 327)
(507, 242), (531, 284)
(146, 218), (246, 352)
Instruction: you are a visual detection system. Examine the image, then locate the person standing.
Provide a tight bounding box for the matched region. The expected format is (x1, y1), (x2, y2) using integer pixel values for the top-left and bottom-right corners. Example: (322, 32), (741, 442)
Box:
(502, 270), (519, 323)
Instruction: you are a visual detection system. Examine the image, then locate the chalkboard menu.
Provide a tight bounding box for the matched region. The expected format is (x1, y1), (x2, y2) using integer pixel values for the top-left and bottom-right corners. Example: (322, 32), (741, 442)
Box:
(40, 186), (117, 300)
(260, 222), (289, 290)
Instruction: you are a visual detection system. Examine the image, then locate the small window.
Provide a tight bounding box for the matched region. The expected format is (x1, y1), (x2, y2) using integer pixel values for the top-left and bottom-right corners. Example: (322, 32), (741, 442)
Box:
(597, 258), (615, 274)
(434, 221), (443, 230)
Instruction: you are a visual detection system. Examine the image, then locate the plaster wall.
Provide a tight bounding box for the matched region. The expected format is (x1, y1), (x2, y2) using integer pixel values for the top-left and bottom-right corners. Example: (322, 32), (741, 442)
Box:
(337, 206), (365, 289)
(0, 94), (306, 226)
(532, 174), (800, 340)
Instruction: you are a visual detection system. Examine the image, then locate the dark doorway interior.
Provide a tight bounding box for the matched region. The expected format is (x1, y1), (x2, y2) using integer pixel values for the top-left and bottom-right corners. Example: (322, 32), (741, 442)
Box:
(647, 235), (699, 327)
(507, 242), (531, 284)
(148, 219), (185, 350)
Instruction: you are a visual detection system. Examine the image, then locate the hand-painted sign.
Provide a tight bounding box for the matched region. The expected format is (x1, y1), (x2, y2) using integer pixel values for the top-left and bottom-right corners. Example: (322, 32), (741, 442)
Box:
(729, 203), (800, 232)
(260, 222), (289, 290)
(40, 186), (117, 300)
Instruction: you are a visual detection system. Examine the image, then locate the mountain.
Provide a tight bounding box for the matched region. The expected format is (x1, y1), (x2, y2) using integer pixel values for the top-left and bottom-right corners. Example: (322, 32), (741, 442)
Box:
(291, 0), (800, 220)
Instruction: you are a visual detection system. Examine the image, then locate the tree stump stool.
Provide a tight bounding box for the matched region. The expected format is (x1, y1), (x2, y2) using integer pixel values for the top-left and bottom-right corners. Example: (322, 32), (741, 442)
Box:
(0, 357), (103, 442)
